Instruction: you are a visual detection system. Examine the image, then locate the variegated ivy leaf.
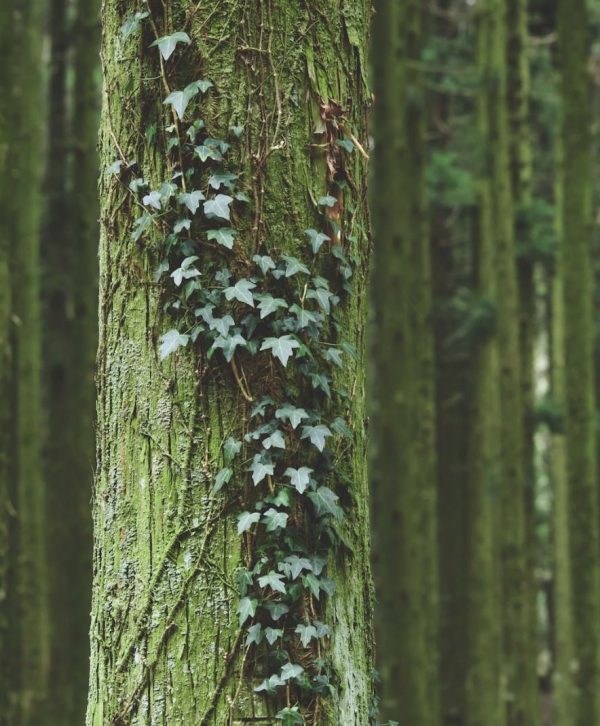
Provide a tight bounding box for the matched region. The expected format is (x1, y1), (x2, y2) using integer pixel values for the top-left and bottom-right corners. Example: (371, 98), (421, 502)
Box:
(260, 335), (301, 367)
(178, 190), (205, 214)
(281, 555), (312, 579)
(245, 623), (263, 647)
(262, 508), (288, 532)
(308, 486), (343, 521)
(282, 255), (310, 277)
(150, 31), (191, 61)
(265, 627), (283, 645)
(252, 254), (276, 275)
(247, 455), (274, 485)
(318, 195), (337, 207)
(304, 228), (330, 254)
(208, 171), (238, 190)
(237, 511), (260, 534)
(256, 294), (288, 319)
(120, 11), (149, 39)
(203, 194), (234, 221)
(280, 663), (304, 681)
(275, 404), (309, 429)
(195, 144), (223, 162)
(262, 430), (286, 450)
(223, 437), (242, 464)
(284, 466), (312, 494)
(158, 330), (189, 360)
(295, 624), (318, 648)
(207, 228), (236, 249)
(224, 278), (256, 307)
(301, 424), (332, 452)
(236, 596), (257, 626)
(209, 333), (246, 362)
(258, 571), (286, 594)
(213, 467), (232, 493)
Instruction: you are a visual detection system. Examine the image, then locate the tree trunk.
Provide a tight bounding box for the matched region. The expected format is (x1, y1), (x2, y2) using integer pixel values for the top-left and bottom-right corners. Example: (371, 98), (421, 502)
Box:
(557, 0), (600, 721)
(0, 0), (49, 723)
(87, 2), (373, 724)
(371, 0), (439, 722)
(42, 0), (99, 721)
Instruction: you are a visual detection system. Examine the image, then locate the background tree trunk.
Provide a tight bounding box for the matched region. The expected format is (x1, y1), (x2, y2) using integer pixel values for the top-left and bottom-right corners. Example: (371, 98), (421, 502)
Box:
(371, 0), (439, 722)
(557, 0), (600, 722)
(0, 0), (49, 722)
(87, 2), (373, 724)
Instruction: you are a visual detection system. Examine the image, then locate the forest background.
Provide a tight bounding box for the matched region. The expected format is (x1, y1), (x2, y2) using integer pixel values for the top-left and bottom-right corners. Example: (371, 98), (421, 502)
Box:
(1, 0), (599, 725)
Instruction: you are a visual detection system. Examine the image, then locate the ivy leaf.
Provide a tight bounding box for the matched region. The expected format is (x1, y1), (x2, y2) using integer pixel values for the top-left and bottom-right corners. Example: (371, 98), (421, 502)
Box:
(163, 81), (205, 120)
(248, 455), (274, 485)
(284, 467), (313, 494)
(265, 627), (283, 645)
(260, 335), (301, 367)
(309, 371), (331, 397)
(301, 425), (332, 452)
(245, 623), (263, 647)
(283, 555), (312, 579)
(304, 228), (330, 254)
(150, 31), (191, 61)
(231, 124), (245, 137)
(289, 304), (320, 330)
(282, 255), (310, 277)
(210, 333), (246, 362)
(324, 346), (344, 368)
(195, 144), (223, 162)
(256, 294), (288, 319)
(223, 437), (242, 464)
(237, 596), (258, 626)
(280, 663), (304, 681)
(318, 195), (337, 208)
(208, 171), (238, 190)
(331, 416), (353, 438)
(209, 315), (235, 337)
(275, 706), (304, 725)
(264, 602), (289, 620)
(178, 190), (205, 214)
(306, 287), (334, 314)
(258, 571), (286, 594)
(336, 137), (355, 154)
(143, 190), (162, 210)
(262, 430), (286, 450)
(255, 674), (285, 693)
(171, 256), (200, 286)
(212, 467), (232, 494)
(276, 404), (309, 429)
(131, 212), (152, 242)
(262, 508), (289, 532)
(207, 228), (236, 249)
(159, 330), (189, 360)
(203, 194), (234, 221)
(235, 191), (250, 203)
(253, 254), (276, 275)
(308, 486), (343, 521)
(295, 624), (318, 648)
(173, 218), (191, 234)
(237, 511), (261, 534)
(224, 279), (256, 307)
(121, 11), (149, 39)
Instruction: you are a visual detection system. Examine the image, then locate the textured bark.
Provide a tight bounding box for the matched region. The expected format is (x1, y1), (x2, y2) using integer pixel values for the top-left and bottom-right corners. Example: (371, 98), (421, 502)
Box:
(87, 2), (373, 724)
(0, 0), (49, 722)
(42, 0), (99, 721)
(371, 1), (439, 723)
(557, 0), (600, 721)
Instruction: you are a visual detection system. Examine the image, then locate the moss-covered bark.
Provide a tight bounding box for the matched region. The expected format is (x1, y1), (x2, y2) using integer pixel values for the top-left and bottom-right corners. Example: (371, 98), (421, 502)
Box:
(87, 2), (373, 724)
(0, 0), (49, 722)
(42, 0), (99, 722)
(371, 1), (439, 722)
(557, 0), (600, 721)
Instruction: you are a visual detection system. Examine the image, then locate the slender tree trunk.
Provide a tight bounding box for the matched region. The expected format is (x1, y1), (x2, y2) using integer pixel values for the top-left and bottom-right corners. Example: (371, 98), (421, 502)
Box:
(371, 1), (439, 722)
(42, 0), (99, 721)
(464, 8), (505, 724)
(0, 0), (49, 722)
(88, 2), (373, 724)
(557, 0), (600, 721)
(506, 5), (540, 722)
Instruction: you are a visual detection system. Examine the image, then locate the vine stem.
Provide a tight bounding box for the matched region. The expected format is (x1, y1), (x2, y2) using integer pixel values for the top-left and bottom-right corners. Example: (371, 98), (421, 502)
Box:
(231, 355), (254, 401)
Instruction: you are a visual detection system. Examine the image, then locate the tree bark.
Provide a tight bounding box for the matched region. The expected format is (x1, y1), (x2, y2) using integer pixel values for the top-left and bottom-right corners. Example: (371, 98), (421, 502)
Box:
(557, 0), (600, 721)
(87, 2), (373, 724)
(371, 1), (439, 722)
(0, 0), (49, 723)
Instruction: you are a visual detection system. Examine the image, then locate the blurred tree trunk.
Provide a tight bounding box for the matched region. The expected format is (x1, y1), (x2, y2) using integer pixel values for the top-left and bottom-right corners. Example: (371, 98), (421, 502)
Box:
(557, 0), (600, 722)
(464, 5), (505, 724)
(371, 0), (439, 722)
(550, 162), (574, 725)
(42, 0), (98, 722)
(0, 0), (49, 723)
(87, 2), (373, 724)
(506, 4), (540, 718)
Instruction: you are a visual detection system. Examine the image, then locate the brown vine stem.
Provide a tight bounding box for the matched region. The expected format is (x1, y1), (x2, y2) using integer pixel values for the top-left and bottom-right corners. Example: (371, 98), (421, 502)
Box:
(231, 355), (254, 401)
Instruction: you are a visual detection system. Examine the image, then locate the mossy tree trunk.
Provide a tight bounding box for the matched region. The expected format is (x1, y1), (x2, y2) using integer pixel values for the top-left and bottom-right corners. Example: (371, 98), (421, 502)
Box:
(371, 1), (439, 723)
(42, 0), (99, 722)
(557, 0), (600, 722)
(0, 0), (49, 723)
(87, 2), (373, 724)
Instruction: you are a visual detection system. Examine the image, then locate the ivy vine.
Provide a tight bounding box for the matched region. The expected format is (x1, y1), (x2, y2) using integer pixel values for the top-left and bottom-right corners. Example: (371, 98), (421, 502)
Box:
(109, 9), (365, 725)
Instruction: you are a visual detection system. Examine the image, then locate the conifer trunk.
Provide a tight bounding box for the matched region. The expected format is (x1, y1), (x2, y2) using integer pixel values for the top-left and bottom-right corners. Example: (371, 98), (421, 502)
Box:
(557, 0), (600, 721)
(0, 0), (49, 722)
(87, 2), (373, 724)
(371, 0), (439, 722)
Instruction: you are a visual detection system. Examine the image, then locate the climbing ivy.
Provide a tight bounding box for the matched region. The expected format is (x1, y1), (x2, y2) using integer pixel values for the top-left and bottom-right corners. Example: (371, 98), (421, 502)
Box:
(107, 7), (372, 724)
